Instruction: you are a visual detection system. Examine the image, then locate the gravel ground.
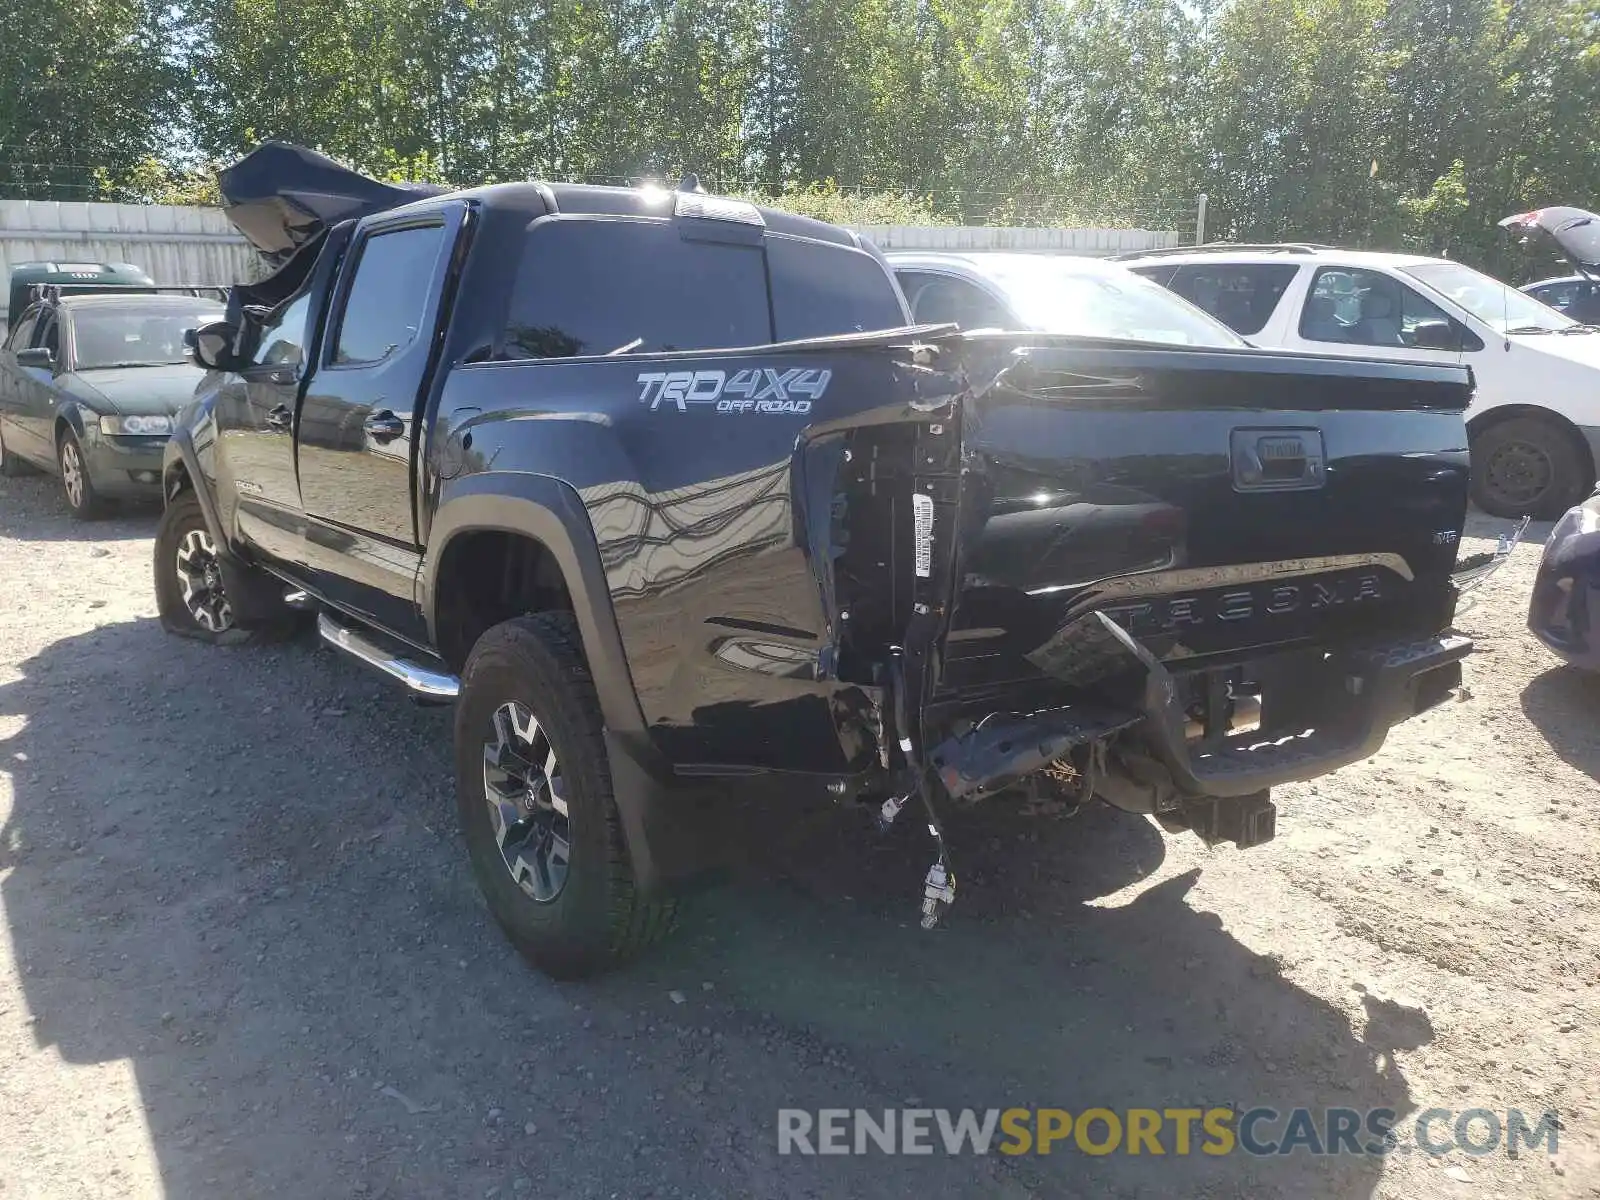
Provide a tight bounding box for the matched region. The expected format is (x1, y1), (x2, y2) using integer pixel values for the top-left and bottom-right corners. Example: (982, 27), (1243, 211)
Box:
(0, 472), (1596, 1199)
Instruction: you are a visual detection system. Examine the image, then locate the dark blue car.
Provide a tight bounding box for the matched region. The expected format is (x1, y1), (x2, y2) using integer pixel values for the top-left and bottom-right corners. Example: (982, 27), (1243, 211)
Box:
(1529, 490), (1600, 668)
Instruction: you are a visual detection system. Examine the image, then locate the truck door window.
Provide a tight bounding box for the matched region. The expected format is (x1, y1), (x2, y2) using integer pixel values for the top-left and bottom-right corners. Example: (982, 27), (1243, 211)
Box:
(333, 224), (447, 366)
(767, 235), (908, 340)
(1300, 267), (1456, 348)
(251, 292), (313, 367)
(1167, 264), (1296, 335)
(500, 220), (770, 358)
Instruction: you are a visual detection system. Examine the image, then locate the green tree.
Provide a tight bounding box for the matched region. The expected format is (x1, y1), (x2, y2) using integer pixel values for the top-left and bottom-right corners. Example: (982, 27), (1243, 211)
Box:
(0, 0), (180, 198)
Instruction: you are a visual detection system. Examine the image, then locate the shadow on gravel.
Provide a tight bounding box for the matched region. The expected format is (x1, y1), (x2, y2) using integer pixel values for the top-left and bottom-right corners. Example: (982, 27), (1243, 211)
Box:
(1520, 663), (1600, 780)
(0, 475), (160, 541)
(0, 616), (1414, 1199)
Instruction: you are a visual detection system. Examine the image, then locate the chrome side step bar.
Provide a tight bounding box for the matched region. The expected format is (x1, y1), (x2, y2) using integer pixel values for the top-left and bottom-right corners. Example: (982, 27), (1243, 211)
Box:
(1451, 515), (1531, 613)
(317, 613), (460, 700)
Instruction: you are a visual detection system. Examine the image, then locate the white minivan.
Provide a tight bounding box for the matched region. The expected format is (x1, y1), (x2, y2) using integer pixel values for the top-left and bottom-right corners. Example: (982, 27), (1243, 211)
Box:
(1122, 245), (1600, 518)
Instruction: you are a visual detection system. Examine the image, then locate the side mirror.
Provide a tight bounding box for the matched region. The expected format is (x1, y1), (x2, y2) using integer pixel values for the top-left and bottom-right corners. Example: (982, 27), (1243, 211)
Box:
(190, 320), (241, 372)
(14, 346), (53, 369)
(1410, 320), (1461, 351)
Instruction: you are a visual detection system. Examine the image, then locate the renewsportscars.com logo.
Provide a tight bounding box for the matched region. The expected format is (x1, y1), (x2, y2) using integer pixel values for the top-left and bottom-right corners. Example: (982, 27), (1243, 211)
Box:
(635, 367), (832, 414)
(776, 1107), (1561, 1158)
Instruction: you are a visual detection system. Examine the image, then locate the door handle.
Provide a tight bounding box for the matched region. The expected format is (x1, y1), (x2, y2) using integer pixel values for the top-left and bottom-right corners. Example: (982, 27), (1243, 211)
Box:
(267, 367), (297, 385)
(265, 404), (292, 431)
(364, 410), (406, 441)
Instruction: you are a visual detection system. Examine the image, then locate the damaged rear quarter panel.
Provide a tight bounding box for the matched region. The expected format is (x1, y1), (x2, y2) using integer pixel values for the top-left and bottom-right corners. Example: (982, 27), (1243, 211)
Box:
(434, 345), (941, 776)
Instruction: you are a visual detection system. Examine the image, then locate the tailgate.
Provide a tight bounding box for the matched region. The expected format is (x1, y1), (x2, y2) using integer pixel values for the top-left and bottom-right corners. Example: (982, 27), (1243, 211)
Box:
(938, 340), (1473, 693)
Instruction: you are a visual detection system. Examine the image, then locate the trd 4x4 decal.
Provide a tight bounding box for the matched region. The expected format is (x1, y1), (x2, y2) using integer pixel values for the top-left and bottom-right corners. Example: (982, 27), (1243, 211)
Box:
(635, 367), (832, 414)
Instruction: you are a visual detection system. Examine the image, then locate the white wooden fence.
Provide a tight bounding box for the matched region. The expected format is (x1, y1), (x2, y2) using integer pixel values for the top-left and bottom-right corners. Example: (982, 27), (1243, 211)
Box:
(0, 200), (257, 320)
(0, 200), (1186, 322)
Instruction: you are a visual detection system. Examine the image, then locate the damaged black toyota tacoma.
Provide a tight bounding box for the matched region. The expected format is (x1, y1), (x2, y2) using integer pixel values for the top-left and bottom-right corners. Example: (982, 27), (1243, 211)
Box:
(157, 143), (1496, 977)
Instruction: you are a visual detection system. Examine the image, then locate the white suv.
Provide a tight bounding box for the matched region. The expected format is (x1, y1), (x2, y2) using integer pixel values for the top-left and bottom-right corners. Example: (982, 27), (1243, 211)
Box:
(1121, 245), (1600, 518)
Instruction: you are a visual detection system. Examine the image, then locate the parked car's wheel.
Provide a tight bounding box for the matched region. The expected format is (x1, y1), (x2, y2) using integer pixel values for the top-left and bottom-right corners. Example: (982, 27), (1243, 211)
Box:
(1470, 415), (1590, 520)
(0, 423), (37, 477)
(456, 612), (676, 978)
(57, 428), (105, 519)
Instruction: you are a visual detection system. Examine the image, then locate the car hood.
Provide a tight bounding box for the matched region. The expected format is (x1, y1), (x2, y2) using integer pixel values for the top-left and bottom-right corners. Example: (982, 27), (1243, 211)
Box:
(1500, 207), (1600, 271)
(218, 141), (449, 268)
(64, 364), (205, 414)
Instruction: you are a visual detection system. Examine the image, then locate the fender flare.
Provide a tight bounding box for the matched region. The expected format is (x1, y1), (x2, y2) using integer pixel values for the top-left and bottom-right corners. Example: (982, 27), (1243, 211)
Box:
(425, 475), (725, 895)
(164, 426), (230, 553)
(422, 471), (647, 737)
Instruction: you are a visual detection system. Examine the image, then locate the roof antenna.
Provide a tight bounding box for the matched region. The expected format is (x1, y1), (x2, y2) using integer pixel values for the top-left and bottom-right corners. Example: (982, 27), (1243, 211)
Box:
(677, 172), (706, 194)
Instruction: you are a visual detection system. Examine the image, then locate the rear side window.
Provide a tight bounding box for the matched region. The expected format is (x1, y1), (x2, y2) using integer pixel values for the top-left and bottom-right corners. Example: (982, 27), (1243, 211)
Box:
(502, 220), (770, 359)
(1167, 264), (1297, 336)
(1127, 264), (1177, 286)
(897, 271), (1015, 329)
(767, 235), (907, 341)
(334, 224), (447, 366)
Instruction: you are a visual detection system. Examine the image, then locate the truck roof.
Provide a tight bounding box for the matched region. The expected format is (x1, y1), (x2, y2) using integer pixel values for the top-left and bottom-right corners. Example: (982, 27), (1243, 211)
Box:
(386, 180), (865, 250)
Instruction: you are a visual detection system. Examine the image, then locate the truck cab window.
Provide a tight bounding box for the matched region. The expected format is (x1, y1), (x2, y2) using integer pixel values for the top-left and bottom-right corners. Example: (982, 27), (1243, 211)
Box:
(501, 220), (770, 359)
(251, 292), (313, 367)
(767, 236), (908, 340)
(334, 224), (447, 365)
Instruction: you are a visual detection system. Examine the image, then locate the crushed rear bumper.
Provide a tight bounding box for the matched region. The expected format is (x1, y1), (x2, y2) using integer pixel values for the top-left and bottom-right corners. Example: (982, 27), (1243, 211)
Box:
(1529, 496), (1600, 669)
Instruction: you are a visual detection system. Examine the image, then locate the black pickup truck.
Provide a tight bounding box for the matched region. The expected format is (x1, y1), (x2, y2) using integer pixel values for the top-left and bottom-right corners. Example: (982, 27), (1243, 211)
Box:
(159, 144), (1486, 977)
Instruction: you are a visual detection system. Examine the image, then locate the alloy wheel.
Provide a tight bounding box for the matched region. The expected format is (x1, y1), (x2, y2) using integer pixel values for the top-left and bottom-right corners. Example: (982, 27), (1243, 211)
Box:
(482, 700), (571, 903)
(174, 528), (234, 632)
(60, 440), (85, 509)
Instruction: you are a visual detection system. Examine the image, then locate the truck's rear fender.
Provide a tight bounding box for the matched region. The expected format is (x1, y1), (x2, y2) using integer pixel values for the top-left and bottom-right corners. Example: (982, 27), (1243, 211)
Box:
(427, 346), (956, 781)
(423, 471), (647, 737)
(424, 466), (857, 896)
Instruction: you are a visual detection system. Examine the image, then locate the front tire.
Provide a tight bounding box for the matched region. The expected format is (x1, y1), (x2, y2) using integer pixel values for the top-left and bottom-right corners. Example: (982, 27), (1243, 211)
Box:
(57, 428), (105, 519)
(455, 613), (676, 978)
(154, 491), (247, 643)
(1471, 415), (1591, 519)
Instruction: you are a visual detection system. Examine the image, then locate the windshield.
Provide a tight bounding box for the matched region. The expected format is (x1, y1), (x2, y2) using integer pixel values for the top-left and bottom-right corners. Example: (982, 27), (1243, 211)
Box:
(71, 303), (224, 370)
(1401, 261), (1574, 334)
(979, 258), (1248, 348)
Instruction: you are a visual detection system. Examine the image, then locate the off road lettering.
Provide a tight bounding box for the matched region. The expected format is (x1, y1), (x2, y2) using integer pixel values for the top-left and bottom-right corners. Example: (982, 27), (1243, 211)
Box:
(637, 366), (830, 413)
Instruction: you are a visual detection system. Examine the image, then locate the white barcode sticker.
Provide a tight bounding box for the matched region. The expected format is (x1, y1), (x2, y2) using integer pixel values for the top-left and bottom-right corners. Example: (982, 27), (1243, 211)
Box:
(912, 492), (934, 577)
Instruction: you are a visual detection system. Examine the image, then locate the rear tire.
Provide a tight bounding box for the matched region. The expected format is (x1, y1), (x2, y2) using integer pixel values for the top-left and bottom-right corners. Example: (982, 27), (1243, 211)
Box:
(57, 428), (105, 519)
(455, 612), (676, 978)
(1470, 415), (1591, 519)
